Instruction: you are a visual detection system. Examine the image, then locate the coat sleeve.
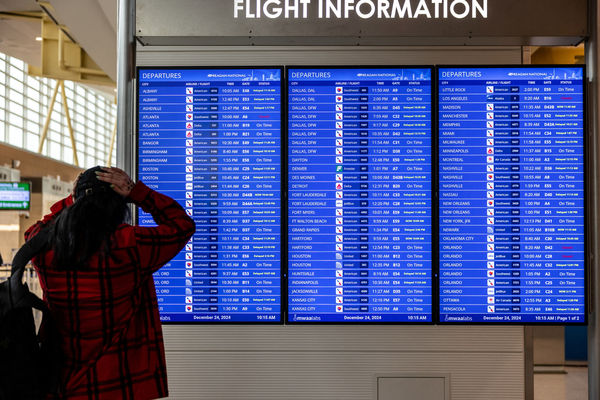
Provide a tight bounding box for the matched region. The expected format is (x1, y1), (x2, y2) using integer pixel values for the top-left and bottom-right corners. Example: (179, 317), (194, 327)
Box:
(129, 181), (196, 274)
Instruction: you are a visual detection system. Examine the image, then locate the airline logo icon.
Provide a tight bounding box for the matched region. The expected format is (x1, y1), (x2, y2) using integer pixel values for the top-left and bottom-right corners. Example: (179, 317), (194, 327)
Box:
(336, 96), (343, 102)
(186, 209), (193, 216)
(487, 227), (494, 234)
(186, 157), (193, 164)
(336, 130), (343, 137)
(336, 217), (343, 225)
(336, 226), (343, 234)
(336, 191), (343, 199)
(336, 279), (343, 286)
(336, 306), (343, 312)
(336, 270), (343, 278)
(336, 148), (343, 155)
(487, 174), (494, 181)
(336, 104), (343, 112)
(336, 244), (343, 251)
(488, 271), (495, 277)
(185, 174), (193, 181)
(487, 103), (494, 111)
(336, 156), (343, 164)
(336, 200), (343, 207)
(487, 139), (494, 146)
(487, 218), (494, 225)
(487, 191), (494, 198)
(487, 129), (494, 137)
(185, 305), (193, 312)
(185, 279), (192, 286)
(336, 113), (343, 120)
(185, 296), (193, 304)
(186, 261), (192, 268)
(487, 288), (495, 295)
(186, 182), (193, 190)
(487, 235), (494, 242)
(336, 209), (343, 216)
(186, 122), (193, 129)
(336, 253), (342, 260)
(186, 243), (193, 251)
(487, 279), (495, 287)
(487, 261), (495, 269)
(487, 121), (494, 128)
(487, 165), (494, 172)
(487, 182), (494, 190)
(186, 96), (193, 103)
(487, 252), (495, 260)
(486, 112), (494, 120)
(487, 147), (494, 154)
(487, 244), (495, 251)
(186, 192), (193, 199)
(336, 87), (343, 93)
(487, 297), (495, 304)
(487, 209), (494, 216)
(336, 139), (343, 146)
(336, 174), (343, 181)
(336, 288), (343, 295)
(487, 156), (494, 163)
(186, 131), (193, 138)
(486, 86), (494, 93)
(186, 166), (193, 173)
(336, 235), (343, 242)
(185, 288), (192, 295)
(186, 114), (193, 120)
(336, 121), (343, 129)
(488, 305), (495, 313)
(186, 148), (193, 155)
(185, 253), (193, 260)
(186, 139), (193, 146)
(186, 105), (193, 112)
(336, 296), (343, 304)
(186, 200), (193, 208)
(336, 183), (343, 190)
(185, 270), (193, 277)
(186, 87), (193, 95)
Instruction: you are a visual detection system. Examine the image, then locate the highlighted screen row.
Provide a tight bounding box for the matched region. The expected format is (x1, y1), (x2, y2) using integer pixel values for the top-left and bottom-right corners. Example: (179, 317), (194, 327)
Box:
(138, 66), (586, 325)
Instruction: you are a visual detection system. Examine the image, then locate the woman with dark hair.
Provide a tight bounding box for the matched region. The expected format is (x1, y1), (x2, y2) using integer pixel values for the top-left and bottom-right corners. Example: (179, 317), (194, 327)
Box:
(23, 167), (195, 399)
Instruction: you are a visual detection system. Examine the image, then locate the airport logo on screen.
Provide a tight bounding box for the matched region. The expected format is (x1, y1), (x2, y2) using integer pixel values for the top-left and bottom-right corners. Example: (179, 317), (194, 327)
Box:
(233, 0), (488, 20)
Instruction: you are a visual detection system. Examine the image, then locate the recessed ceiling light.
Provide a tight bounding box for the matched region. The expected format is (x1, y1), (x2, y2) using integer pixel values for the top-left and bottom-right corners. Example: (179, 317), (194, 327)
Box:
(35, 37), (42, 41)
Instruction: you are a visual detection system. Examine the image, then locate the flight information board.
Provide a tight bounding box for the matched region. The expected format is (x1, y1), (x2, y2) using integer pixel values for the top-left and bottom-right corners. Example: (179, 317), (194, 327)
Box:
(287, 67), (433, 323)
(438, 66), (586, 324)
(137, 68), (282, 323)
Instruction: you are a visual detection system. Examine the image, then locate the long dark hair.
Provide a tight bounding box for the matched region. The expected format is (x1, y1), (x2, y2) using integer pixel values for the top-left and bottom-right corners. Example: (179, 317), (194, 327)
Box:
(49, 166), (129, 270)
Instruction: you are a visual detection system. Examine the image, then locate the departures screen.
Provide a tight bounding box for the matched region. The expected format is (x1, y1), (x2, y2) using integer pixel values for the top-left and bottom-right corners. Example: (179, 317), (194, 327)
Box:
(438, 66), (586, 324)
(138, 68), (282, 323)
(287, 67), (433, 323)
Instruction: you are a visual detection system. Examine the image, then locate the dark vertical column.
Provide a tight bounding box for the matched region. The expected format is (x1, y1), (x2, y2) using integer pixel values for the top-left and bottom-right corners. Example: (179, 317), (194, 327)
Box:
(117, 0), (136, 175)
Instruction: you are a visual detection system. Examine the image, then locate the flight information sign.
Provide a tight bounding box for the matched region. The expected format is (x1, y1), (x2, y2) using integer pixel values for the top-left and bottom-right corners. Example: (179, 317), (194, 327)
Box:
(438, 66), (586, 324)
(137, 68), (282, 323)
(287, 67), (433, 323)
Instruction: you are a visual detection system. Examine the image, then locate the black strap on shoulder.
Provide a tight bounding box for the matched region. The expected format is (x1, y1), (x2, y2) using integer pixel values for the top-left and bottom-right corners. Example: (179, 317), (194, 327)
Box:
(10, 228), (50, 287)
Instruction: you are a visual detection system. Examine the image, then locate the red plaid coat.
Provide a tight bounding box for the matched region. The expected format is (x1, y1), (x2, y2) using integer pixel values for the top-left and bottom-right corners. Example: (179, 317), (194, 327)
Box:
(25, 182), (195, 399)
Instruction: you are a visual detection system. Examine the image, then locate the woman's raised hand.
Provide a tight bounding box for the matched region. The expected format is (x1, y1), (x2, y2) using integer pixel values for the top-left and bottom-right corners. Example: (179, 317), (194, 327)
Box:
(96, 167), (136, 198)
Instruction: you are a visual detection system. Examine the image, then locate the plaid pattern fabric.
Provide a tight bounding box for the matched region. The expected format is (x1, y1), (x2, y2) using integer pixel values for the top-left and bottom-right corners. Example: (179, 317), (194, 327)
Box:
(25, 182), (195, 400)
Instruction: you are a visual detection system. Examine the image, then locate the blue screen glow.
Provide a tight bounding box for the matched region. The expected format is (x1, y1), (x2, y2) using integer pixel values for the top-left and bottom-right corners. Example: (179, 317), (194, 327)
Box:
(138, 68), (282, 323)
(438, 66), (586, 324)
(287, 67), (433, 323)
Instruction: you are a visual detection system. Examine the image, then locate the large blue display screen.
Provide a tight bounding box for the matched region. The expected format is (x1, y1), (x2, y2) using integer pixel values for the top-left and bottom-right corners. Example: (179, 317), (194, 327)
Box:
(438, 66), (586, 324)
(287, 67), (433, 323)
(137, 68), (282, 323)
